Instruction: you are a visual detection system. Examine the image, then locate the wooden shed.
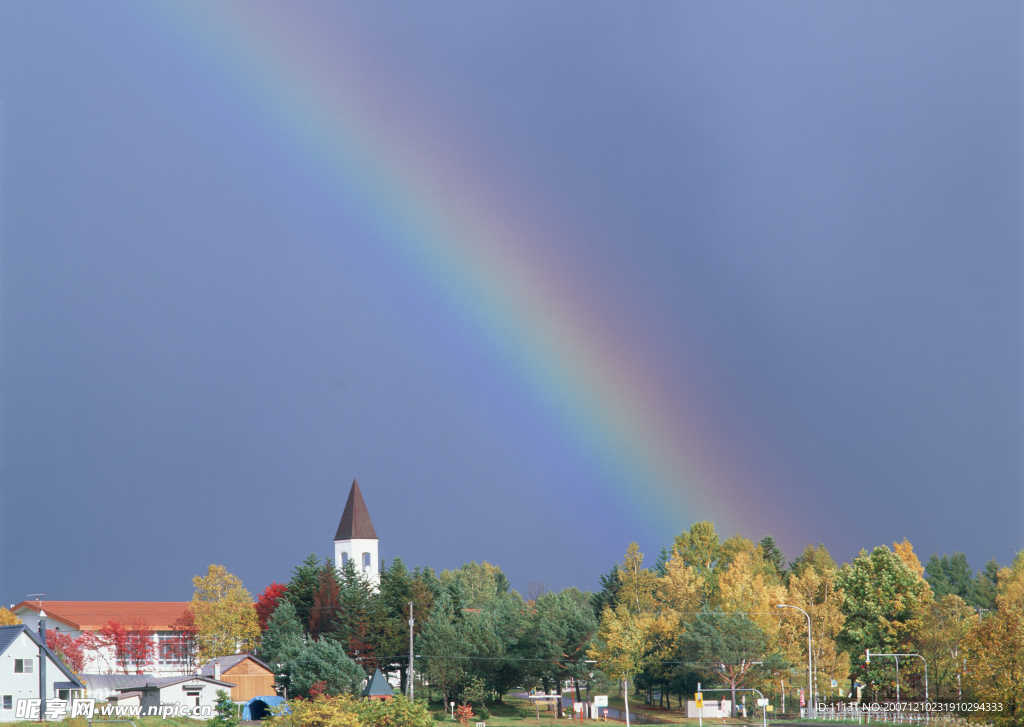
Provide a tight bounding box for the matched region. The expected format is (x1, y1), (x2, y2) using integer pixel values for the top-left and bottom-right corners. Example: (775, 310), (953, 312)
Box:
(199, 655), (276, 702)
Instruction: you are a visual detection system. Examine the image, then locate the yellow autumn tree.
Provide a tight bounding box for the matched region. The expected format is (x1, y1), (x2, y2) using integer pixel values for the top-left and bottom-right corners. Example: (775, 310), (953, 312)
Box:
(916, 594), (977, 700)
(0, 608), (21, 626)
(781, 546), (848, 701)
(964, 552), (1024, 726)
(618, 543), (658, 616)
(714, 540), (786, 632)
(191, 564), (261, 662)
(589, 604), (653, 721)
(893, 539), (926, 579)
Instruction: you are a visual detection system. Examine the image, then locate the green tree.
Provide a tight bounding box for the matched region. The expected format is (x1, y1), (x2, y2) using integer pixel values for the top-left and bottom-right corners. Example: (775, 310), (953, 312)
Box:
(288, 638), (366, 697)
(758, 536), (788, 583)
(287, 554), (325, 632)
(258, 601), (304, 674)
(439, 561), (509, 609)
(837, 546), (931, 699)
(481, 593), (530, 701)
(591, 565), (621, 618)
(210, 690), (239, 727)
(530, 591), (598, 697)
(925, 553), (975, 602)
(419, 592), (470, 705)
(973, 558), (1001, 611)
(679, 611), (773, 715)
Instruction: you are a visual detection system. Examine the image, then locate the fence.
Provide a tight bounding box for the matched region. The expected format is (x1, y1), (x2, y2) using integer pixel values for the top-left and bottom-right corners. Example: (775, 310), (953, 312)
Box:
(814, 705), (934, 724)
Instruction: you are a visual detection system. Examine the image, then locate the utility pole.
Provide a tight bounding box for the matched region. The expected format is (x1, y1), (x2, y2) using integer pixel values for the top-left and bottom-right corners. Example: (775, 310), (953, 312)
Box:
(408, 601), (415, 701)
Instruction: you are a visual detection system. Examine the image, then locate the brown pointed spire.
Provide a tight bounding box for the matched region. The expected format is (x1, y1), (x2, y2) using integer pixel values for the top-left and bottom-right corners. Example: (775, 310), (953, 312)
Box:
(334, 479), (377, 540)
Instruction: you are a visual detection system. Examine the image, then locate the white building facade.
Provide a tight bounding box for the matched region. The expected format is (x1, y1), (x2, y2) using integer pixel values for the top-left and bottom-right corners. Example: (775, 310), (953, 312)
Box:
(333, 479), (380, 588)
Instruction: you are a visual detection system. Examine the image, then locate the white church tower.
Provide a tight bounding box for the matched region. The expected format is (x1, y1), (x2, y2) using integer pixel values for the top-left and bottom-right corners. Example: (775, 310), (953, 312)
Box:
(334, 479), (379, 587)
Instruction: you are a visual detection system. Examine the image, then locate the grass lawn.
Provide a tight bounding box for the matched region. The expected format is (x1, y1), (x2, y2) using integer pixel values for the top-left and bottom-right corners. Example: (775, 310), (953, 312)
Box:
(427, 695), (765, 727)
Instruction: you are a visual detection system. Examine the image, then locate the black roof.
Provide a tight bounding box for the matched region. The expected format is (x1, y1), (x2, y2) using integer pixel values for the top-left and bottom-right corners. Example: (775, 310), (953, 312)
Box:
(334, 479), (378, 540)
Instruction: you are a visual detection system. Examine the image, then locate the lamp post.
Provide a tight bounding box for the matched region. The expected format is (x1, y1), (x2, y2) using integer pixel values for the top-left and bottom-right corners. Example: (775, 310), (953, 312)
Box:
(777, 604), (813, 717)
(865, 650), (928, 704)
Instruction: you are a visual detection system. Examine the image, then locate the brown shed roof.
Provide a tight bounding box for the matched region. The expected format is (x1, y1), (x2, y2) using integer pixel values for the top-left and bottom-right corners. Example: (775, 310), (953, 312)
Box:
(13, 601), (190, 631)
(334, 479), (377, 540)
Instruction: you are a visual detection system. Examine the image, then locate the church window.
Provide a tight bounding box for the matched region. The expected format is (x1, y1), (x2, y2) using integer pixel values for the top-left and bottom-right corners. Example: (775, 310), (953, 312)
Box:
(341, 552), (349, 566)
(362, 552), (371, 570)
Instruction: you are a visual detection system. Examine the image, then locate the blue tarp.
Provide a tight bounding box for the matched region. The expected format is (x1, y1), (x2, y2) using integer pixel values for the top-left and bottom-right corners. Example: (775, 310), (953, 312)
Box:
(242, 696), (288, 720)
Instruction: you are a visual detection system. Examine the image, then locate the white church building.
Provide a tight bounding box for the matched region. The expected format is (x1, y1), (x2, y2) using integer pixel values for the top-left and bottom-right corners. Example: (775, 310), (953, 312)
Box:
(333, 479), (380, 587)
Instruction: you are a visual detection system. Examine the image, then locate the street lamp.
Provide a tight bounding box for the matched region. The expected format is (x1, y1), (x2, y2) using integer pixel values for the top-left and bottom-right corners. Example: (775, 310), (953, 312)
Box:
(777, 604), (813, 717)
(865, 650), (928, 704)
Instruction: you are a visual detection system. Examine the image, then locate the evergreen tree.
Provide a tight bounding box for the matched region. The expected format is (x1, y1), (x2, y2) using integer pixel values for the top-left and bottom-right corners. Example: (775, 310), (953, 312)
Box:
(758, 536), (788, 583)
(973, 558), (1001, 611)
(653, 547), (671, 578)
(420, 592), (470, 706)
(258, 601), (304, 675)
(591, 564), (621, 618)
(287, 554), (325, 632)
(925, 552), (974, 601)
(288, 638), (366, 697)
(209, 690), (238, 727)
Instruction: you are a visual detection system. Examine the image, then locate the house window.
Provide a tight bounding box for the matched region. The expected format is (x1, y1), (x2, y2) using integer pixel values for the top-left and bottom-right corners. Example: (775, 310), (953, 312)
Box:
(3, 696), (12, 710)
(14, 659), (33, 674)
(156, 631), (185, 665)
(362, 552), (371, 570)
(187, 691), (200, 707)
(58, 690), (70, 702)
(341, 552), (349, 566)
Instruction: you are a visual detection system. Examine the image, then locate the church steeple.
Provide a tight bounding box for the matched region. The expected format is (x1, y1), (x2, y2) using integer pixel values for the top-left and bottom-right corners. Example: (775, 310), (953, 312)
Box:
(334, 479), (379, 587)
(334, 479), (377, 540)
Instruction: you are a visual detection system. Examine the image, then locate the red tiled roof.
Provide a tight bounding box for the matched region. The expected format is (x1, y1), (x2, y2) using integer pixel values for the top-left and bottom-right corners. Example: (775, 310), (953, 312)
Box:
(13, 601), (190, 631)
(334, 479), (377, 540)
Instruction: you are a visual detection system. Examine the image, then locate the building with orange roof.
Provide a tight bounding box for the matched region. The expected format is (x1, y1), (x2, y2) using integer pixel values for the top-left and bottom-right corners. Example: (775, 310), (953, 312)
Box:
(12, 601), (191, 677)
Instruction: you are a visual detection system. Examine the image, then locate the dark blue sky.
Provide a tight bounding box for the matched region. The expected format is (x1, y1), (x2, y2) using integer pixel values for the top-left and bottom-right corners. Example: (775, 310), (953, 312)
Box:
(1, 2), (1021, 604)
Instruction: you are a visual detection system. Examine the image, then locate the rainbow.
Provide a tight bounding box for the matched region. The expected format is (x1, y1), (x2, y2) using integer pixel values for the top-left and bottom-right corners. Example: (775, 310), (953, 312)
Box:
(146, 4), (787, 541)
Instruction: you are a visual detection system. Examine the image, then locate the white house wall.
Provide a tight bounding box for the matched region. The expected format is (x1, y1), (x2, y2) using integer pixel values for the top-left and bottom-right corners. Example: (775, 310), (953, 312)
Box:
(334, 538), (379, 586)
(0, 632), (78, 723)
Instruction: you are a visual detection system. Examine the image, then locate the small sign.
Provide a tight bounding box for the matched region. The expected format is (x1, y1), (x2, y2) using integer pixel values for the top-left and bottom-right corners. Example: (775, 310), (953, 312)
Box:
(756, 699), (768, 707)
(652, 691), (661, 701)
(695, 694), (704, 709)
(831, 680), (838, 688)
(594, 696), (608, 707)
(766, 706), (774, 712)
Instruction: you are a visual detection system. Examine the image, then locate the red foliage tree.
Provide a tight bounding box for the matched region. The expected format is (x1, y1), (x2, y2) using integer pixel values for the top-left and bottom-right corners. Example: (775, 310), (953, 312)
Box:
(309, 570), (340, 641)
(99, 620), (131, 674)
(347, 619), (377, 672)
(167, 607), (199, 673)
(46, 630), (87, 673)
(255, 583), (288, 631)
(125, 619), (154, 674)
